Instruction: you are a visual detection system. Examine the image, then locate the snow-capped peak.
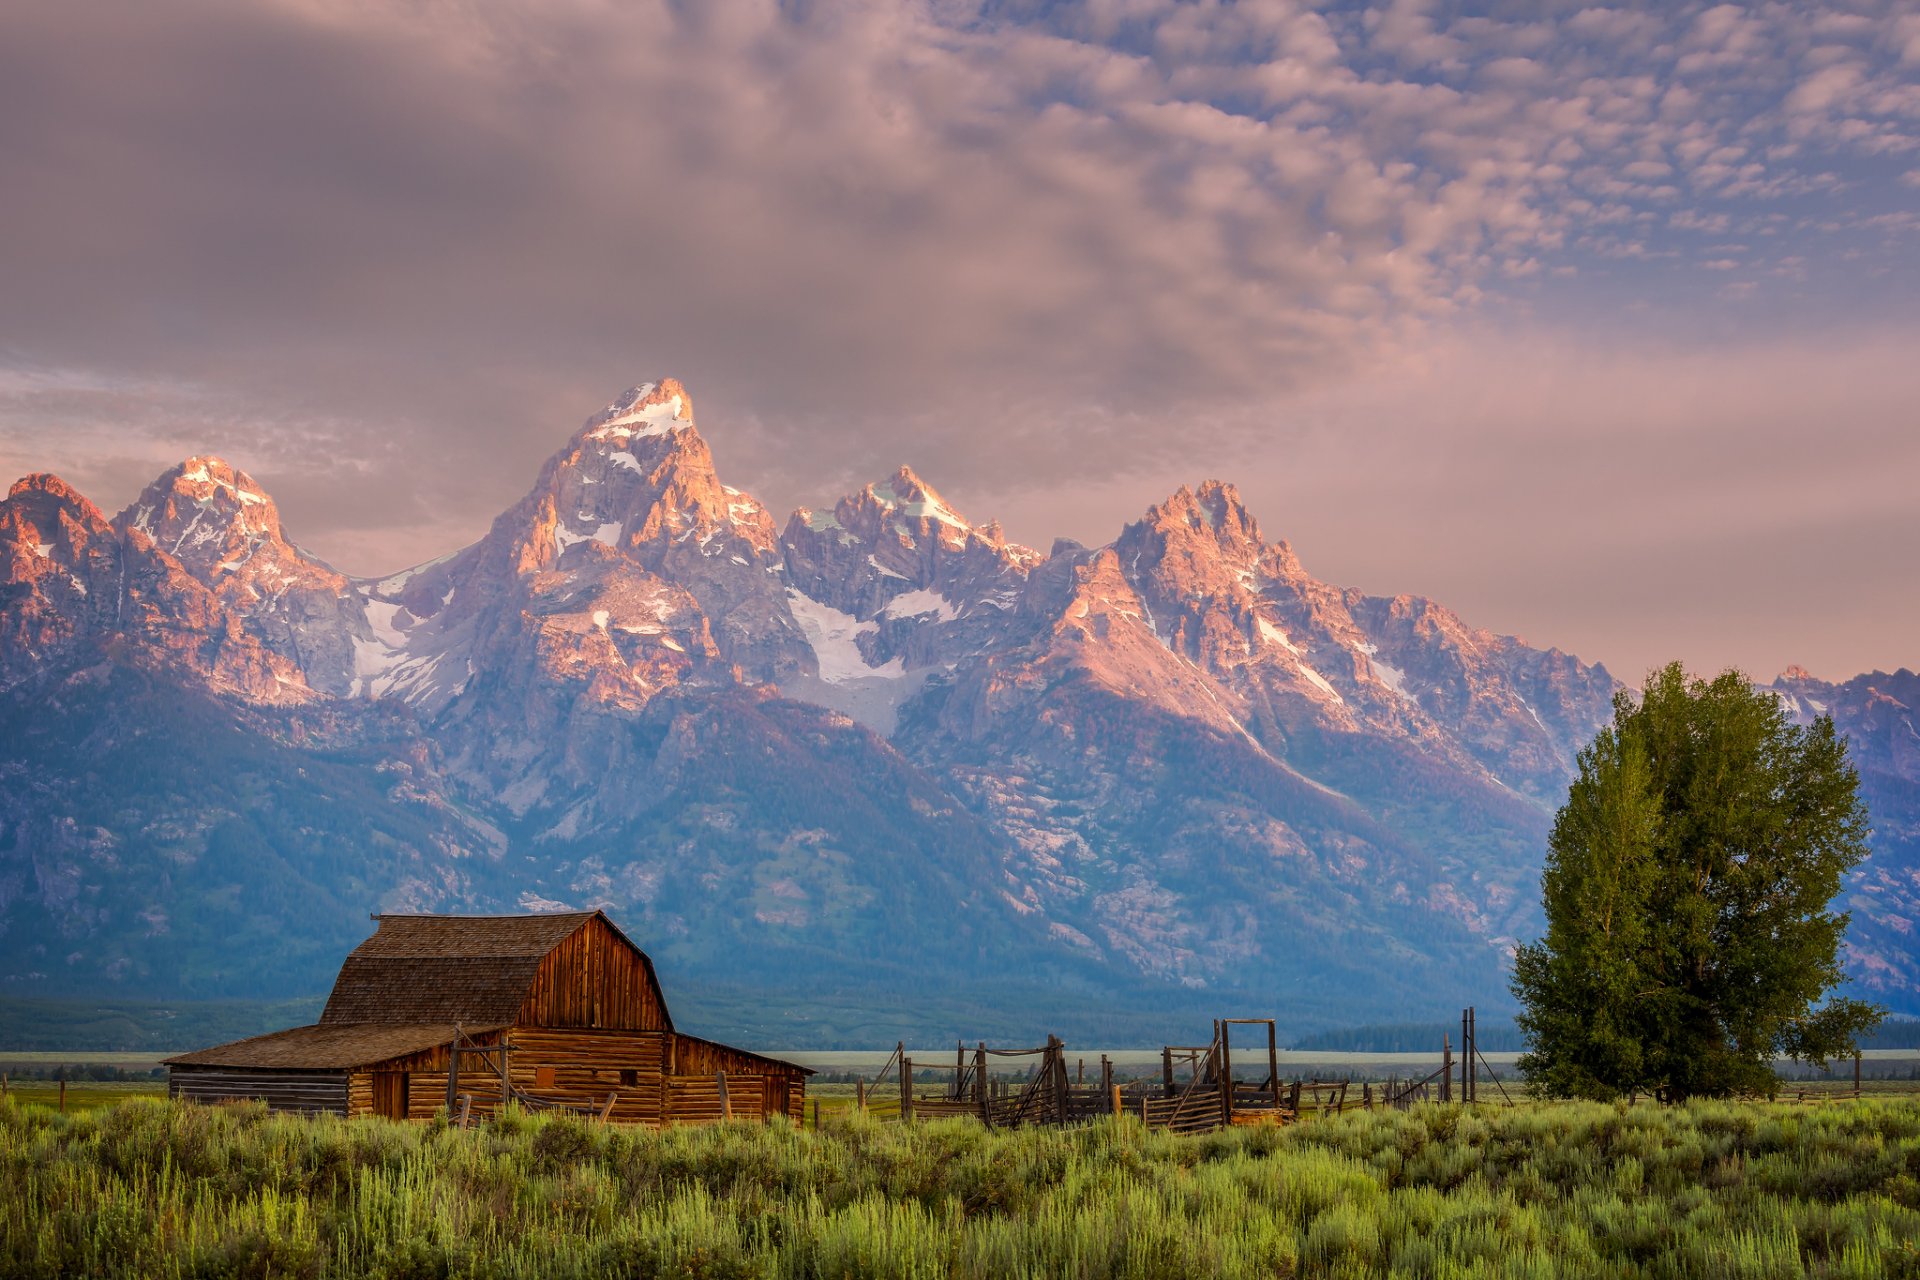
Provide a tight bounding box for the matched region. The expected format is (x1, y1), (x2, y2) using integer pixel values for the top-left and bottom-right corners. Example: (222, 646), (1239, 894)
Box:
(582, 378), (695, 443)
(150, 456), (274, 514)
(119, 456), (288, 563)
(869, 465), (969, 531)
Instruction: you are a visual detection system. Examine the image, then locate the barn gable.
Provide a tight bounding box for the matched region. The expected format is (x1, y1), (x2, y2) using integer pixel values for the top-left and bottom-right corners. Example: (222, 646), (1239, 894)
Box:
(318, 910), (672, 1031)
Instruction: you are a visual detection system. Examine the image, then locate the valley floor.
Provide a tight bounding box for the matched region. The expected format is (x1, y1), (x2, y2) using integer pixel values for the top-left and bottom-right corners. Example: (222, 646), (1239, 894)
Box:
(4, 1095), (1920, 1277)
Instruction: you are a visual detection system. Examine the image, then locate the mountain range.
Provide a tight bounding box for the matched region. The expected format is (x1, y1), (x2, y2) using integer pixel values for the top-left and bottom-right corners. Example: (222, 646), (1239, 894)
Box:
(3, 378), (1914, 1042)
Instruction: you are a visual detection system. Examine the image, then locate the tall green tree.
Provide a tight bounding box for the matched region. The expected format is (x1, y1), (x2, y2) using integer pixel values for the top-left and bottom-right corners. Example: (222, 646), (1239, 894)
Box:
(1514, 663), (1881, 1100)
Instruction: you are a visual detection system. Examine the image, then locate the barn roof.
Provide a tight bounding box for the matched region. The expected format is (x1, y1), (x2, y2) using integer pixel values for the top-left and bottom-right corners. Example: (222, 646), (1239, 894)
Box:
(164, 1022), (499, 1070)
(318, 910), (673, 1030)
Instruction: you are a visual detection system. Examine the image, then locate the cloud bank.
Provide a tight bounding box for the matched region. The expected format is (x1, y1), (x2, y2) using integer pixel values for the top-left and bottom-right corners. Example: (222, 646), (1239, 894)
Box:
(2, 0), (1915, 678)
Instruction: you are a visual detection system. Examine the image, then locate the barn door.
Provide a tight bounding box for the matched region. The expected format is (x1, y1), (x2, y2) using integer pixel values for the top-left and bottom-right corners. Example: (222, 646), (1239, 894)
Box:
(372, 1071), (409, 1120)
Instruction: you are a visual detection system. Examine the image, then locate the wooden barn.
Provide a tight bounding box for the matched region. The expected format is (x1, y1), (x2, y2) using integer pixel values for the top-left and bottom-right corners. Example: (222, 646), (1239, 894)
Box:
(165, 911), (809, 1125)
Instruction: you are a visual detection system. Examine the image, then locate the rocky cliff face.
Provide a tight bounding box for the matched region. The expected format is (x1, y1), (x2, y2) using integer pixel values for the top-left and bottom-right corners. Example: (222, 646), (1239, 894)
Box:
(113, 458), (367, 696)
(0, 473), (311, 703)
(2, 378), (1911, 1025)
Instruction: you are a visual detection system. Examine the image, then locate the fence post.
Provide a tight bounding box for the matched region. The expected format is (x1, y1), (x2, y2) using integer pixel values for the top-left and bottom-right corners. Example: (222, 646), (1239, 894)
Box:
(446, 1028), (461, 1113)
(1218, 1021), (1234, 1129)
(856, 1080), (866, 1112)
(1111, 1083), (1123, 1118)
(1460, 1011), (1469, 1105)
(1267, 1022), (1281, 1111)
(717, 1072), (730, 1121)
(1468, 1007), (1477, 1104)
(1163, 1046), (1174, 1099)
(1442, 1035), (1453, 1104)
(977, 1044), (989, 1125)
(901, 1058), (914, 1122)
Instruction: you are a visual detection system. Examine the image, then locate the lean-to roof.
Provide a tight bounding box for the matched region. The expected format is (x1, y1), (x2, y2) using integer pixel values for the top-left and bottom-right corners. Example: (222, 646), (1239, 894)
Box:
(164, 1022), (501, 1070)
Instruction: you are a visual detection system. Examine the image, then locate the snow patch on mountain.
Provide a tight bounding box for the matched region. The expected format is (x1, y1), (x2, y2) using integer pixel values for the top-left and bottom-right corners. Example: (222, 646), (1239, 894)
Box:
(587, 385), (687, 442)
(881, 588), (958, 622)
(1372, 658), (1412, 699)
(1257, 616), (1299, 654)
(1299, 663), (1343, 702)
(1358, 641), (1413, 700)
(786, 589), (905, 684)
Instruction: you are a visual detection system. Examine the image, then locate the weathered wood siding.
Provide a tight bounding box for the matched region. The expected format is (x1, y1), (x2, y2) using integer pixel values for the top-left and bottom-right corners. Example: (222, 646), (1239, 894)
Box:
(363, 1027), (804, 1127)
(402, 1029), (669, 1125)
(516, 916), (668, 1031)
(668, 1034), (804, 1117)
(665, 1074), (766, 1125)
(170, 1068), (348, 1115)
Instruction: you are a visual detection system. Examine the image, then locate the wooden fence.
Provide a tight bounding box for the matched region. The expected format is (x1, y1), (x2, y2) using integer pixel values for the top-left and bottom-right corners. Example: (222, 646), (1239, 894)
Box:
(833, 1011), (1536, 1136)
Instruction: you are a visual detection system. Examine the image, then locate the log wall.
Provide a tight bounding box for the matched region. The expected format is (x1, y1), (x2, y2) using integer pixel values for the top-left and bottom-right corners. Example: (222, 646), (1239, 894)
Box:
(374, 1028), (805, 1127)
(665, 1074), (766, 1125)
(170, 1068), (348, 1116)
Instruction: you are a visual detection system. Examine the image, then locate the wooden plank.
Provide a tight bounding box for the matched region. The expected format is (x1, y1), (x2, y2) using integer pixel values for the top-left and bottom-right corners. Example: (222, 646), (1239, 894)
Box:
(170, 1069), (349, 1116)
(664, 1074), (765, 1126)
(515, 916), (669, 1032)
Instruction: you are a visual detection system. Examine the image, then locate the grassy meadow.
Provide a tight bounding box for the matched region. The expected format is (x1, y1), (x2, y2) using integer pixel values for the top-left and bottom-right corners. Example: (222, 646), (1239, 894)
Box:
(3, 1095), (1920, 1278)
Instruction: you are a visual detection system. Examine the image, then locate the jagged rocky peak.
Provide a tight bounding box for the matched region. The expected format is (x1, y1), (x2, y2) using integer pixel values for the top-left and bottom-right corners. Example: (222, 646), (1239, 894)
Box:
(1, 475), (121, 617)
(0, 469), (317, 702)
(106, 455), (364, 695)
(370, 376), (806, 718)
(869, 465), (968, 533)
(783, 461), (1040, 620)
(580, 378), (697, 443)
(1122, 480), (1305, 594)
(116, 456), (307, 584)
(492, 375), (782, 576)
(3, 472), (108, 558)
(123, 456), (279, 538)
(1162, 480), (1260, 543)
(796, 464), (975, 556)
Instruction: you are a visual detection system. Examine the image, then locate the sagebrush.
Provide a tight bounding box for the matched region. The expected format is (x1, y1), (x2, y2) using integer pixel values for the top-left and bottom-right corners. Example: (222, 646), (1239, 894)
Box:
(3, 1096), (1919, 1278)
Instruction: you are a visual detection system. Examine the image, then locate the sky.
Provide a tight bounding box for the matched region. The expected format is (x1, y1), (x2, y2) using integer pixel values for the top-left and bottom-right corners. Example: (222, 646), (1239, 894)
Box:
(2, 0), (1917, 683)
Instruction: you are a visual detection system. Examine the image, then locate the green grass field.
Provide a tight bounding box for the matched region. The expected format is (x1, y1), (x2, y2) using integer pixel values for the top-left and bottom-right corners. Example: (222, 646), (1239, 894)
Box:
(3, 1094), (1919, 1278)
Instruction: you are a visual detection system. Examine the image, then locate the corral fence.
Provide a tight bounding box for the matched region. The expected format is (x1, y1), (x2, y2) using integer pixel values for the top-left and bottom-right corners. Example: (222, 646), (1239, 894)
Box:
(833, 1008), (1537, 1136)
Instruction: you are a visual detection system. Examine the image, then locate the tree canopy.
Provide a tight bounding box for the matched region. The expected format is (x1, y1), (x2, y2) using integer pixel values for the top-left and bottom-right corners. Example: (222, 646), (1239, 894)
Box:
(1514, 663), (1882, 1100)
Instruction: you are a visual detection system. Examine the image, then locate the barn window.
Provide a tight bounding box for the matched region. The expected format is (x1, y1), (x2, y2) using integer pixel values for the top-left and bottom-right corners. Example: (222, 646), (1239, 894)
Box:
(534, 1065), (556, 1091)
(620, 1068), (637, 1087)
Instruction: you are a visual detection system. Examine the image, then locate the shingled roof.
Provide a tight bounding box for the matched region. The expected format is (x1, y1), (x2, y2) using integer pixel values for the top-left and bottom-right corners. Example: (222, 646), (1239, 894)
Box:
(163, 1022), (499, 1070)
(317, 910), (671, 1030)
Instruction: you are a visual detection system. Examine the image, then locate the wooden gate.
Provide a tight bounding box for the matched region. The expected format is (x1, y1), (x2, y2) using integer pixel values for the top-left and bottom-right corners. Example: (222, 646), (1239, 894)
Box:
(1136, 1019), (1291, 1135)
